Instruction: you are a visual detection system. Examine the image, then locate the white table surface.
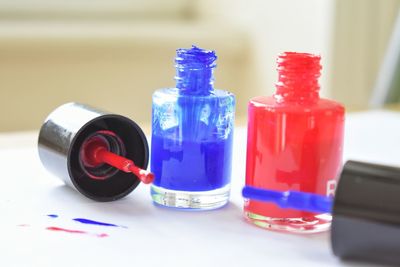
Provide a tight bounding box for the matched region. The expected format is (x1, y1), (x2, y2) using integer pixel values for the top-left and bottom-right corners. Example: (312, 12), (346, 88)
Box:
(1, 110), (399, 267)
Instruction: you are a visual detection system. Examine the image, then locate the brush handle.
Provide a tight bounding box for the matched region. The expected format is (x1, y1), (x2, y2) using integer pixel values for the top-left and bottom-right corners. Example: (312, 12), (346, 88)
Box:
(242, 186), (333, 213)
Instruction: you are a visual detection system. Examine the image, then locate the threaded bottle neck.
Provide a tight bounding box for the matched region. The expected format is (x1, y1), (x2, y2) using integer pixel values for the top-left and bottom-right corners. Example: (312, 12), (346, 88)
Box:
(274, 52), (321, 102)
(175, 45), (216, 95)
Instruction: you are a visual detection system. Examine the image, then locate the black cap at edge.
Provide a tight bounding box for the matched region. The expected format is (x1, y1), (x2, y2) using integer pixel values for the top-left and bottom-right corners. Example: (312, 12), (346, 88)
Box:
(331, 160), (400, 265)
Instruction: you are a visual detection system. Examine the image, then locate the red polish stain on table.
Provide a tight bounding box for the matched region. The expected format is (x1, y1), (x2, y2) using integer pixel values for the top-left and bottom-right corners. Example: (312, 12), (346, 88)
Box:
(46, 226), (108, 238)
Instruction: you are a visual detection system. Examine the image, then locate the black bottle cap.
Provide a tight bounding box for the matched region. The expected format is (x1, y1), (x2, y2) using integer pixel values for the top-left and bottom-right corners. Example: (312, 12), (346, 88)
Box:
(38, 102), (149, 201)
(331, 160), (400, 265)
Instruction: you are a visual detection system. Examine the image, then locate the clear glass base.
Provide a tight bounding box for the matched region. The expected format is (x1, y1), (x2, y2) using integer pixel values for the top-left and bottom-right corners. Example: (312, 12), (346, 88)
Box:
(244, 211), (331, 234)
(151, 184), (230, 210)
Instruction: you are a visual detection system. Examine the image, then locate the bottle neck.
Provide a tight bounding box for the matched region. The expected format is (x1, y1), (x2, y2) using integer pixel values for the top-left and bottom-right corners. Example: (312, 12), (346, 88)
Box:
(175, 46), (216, 96)
(274, 52), (321, 102)
(175, 67), (214, 95)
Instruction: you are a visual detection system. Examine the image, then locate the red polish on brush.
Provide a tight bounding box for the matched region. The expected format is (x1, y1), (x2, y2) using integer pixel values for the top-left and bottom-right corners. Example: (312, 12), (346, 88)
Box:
(81, 133), (154, 184)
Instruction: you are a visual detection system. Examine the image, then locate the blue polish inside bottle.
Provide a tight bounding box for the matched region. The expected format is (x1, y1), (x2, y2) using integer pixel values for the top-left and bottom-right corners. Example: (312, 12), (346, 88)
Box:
(150, 45), (235, 210)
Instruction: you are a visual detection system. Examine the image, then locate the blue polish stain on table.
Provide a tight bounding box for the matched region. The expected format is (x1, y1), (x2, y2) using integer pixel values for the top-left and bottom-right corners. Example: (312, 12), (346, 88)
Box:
(73, 218), (125, 228)
(45, 214), (126, 228)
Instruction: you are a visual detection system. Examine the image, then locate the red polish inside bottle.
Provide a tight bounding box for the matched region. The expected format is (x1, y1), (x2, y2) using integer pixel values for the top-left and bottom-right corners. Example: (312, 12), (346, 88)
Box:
(244, 52), (345, 233)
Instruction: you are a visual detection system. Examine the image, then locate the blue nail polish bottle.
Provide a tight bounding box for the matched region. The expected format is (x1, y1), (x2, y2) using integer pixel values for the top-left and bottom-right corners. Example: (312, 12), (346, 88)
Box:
(150, 45), (235, 210)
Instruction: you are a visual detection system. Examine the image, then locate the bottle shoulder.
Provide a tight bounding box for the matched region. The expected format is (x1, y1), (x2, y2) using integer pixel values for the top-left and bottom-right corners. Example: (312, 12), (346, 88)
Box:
(153, 88), (235, 100)
(249, 95), (345, 114)
(151, 88), (235, 141)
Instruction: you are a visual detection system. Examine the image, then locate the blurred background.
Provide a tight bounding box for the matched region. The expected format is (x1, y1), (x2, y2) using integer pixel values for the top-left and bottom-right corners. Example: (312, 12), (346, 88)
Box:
(0, 0), (399, 132)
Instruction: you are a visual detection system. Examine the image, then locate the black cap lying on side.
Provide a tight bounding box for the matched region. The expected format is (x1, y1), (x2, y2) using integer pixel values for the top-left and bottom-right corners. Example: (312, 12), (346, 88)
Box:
(38, 102), (149, 201)
(331, 160), (400, 266)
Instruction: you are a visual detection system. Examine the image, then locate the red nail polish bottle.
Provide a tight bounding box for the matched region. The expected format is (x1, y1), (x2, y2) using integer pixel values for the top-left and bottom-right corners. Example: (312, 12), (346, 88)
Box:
(244, 52), (345, 233)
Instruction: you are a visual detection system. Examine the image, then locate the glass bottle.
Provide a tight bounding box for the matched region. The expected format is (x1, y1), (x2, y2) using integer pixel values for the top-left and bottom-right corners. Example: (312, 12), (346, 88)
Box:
(244, 52), (345, 233)
(151, 45), (235, 210)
